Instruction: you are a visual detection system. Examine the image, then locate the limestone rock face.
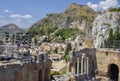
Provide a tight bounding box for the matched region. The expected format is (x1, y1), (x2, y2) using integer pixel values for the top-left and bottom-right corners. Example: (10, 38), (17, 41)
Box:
(92, 12), (120, 48)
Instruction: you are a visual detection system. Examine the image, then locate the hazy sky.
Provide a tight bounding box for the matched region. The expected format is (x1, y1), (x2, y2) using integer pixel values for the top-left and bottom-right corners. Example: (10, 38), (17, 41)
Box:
(0, 0), (119, 28)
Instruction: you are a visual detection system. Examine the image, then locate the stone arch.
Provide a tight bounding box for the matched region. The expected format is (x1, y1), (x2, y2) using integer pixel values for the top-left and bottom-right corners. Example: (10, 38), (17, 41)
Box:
(108, 63), (119, 81)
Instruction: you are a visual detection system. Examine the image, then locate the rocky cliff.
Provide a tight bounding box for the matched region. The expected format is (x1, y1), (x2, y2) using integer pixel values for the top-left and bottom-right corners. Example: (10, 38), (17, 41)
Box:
(92, 12), (120, 48)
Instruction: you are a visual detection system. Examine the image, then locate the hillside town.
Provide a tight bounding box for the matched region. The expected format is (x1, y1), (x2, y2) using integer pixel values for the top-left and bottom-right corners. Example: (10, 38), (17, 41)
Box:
(0, 1), (120, 81)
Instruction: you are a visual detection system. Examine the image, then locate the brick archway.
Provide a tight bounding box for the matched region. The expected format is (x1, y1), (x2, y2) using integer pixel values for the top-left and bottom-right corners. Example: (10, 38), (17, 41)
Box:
(108, 64), (119, 81)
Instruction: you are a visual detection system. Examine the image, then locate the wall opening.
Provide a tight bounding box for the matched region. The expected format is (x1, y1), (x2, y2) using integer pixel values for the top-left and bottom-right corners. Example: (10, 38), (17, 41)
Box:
(39, 70), (43, 81)
(79, 62), (81, 74)
(75, 63), (77, 74)
(91, 60), (95, 76)
(69, 63), (72, 72)
(108, 64), (119, 81)
(44, 68), (49, 81)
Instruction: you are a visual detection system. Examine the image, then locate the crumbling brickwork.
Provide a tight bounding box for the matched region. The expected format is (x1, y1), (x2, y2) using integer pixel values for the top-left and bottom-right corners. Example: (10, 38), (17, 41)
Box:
(0, 60), (52, 81)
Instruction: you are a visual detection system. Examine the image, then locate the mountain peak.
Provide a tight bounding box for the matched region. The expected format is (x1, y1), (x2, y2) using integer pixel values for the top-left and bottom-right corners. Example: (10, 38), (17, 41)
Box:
(0, 23), (24, 34)
(65, 3), (97, 16)
(68, 3), (88, 9)
(3, 23), (18, 29)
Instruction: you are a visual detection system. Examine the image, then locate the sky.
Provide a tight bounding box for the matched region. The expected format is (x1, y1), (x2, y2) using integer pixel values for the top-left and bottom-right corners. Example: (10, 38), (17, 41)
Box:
(0, 0), (120, 29)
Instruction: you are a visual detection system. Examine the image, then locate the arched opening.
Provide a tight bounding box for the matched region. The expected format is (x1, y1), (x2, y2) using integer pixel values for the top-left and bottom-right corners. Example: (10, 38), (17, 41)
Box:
(108, 64), (119, 81)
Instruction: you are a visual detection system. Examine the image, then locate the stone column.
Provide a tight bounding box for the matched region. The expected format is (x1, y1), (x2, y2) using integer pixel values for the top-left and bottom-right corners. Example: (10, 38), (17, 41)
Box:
(77, 58), (80, 76)
(37, 55), (39, 63)
(84, 57), (87, 74)
(81, 56), (84, 75)
(87, 57), (89, 76)
(67, 62), (70, 73)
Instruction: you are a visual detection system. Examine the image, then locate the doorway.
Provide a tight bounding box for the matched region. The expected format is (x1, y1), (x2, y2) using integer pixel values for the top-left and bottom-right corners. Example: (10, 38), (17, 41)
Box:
(108, 64), (119, 81)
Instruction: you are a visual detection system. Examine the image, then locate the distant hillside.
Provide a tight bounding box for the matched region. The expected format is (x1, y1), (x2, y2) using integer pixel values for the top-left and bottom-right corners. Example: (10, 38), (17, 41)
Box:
(0, 23), (24, 34)
(29, 3), (98, 38)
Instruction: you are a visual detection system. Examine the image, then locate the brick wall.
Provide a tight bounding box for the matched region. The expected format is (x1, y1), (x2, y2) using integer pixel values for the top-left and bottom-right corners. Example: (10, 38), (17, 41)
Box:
(0, 61), (52, 81)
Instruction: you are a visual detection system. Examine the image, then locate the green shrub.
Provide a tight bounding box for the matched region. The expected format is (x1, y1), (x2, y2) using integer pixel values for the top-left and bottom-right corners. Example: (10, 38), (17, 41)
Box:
(109, 8), (120, 12)
(104, 28), (120, 48)
(51, 71), (60, 75)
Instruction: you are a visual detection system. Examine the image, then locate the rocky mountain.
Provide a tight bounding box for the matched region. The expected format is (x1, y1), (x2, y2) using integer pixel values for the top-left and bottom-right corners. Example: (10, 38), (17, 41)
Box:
(0, 23), (24, 34)
(92, 12), (120, 48)
(30, 3), (97, 37)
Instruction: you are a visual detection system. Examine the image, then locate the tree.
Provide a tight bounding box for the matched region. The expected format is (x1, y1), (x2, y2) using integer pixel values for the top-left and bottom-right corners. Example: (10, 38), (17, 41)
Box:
(65, 43), (72, 53)
(63, 43), (72, 62)
(104, 28), (120, 48)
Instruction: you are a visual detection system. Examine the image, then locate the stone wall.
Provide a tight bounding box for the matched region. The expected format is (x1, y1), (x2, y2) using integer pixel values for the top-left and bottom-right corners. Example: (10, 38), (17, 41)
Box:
(0, 60), (52, 81)
(96, 49), (120, 79)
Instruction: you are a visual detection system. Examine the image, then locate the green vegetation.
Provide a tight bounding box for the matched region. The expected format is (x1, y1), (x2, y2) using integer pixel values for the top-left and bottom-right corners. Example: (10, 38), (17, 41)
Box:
(104, 28), (120, 48)
(28, 26), (85, 43)
(54, 48), (58, 53)
(109, 8), (120, 12)
(36, 42), (42, 46)
(54, 28), (85, 42)
(51, 71), (60, 75)
(105, 51), (108, 56)
(62, 43), (72, 62)
(50, 69), (67, 75)
(59, 69), (67, 74)
(28, 26), (58, 38)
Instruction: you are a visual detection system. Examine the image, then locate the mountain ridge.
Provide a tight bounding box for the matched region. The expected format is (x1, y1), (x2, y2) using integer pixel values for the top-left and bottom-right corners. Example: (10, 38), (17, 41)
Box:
(0, 23), (24, 34)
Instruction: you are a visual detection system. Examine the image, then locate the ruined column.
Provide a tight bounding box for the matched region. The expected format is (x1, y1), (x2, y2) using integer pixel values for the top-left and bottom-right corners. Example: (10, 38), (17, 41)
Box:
(37, 55), (39, 63)
(77, 58), (80, 76)
(67, 62), (70, 73)
(81, 56), (84, 75)
(84, 57), (87, 74)
(87, 57), (89, 75)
